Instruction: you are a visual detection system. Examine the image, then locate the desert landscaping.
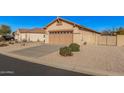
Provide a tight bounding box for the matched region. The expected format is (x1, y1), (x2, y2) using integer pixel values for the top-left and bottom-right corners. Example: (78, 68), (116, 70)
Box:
(1, 16), (124, 76)
(0, 42), (124, 75)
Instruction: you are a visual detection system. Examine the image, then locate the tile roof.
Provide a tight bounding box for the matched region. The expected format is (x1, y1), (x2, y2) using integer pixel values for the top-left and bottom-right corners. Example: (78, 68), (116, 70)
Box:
(18, 28), (46, 34)
(45, 17), (100, 34)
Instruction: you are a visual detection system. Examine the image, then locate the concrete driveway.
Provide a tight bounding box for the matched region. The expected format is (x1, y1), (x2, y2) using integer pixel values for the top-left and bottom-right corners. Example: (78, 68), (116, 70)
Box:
(12, 44), (63, 58)
(3, 44), (124, 75)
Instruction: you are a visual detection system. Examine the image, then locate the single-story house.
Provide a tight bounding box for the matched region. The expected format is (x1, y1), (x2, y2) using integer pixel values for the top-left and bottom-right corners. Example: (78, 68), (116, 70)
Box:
(15, 17), (100, 45)
(44, 17), (100, 45)
(15, 28), (46, 42)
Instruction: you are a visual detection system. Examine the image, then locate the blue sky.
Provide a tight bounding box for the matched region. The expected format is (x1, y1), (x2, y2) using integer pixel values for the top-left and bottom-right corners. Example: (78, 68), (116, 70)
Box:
(0, 16), (124, 32)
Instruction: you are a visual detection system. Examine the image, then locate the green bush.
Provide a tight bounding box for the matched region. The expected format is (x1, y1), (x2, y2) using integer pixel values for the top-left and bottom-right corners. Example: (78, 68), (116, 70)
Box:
(69, 43), (80, 52)
(59, 46), (73, 56)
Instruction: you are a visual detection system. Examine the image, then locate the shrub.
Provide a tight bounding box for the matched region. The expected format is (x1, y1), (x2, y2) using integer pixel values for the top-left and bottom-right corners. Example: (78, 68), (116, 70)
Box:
(69, 43), (80, 52)
(59, 46), (73, 56)
(9, 41), (14, 44)
(15, 40), (19, 43)
(0, 43), (8, 47)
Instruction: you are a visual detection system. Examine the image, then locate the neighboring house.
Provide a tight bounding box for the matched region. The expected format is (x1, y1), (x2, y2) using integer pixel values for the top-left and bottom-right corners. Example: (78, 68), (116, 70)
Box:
(45, 17), (100, 45)
(15, 17), (100, 45)
(15, 28), (46, 42)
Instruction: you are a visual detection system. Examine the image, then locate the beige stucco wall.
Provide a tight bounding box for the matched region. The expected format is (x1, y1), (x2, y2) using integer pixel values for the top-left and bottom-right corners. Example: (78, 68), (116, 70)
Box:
(117, 35), (124, 46)
(46, 21), (99, 45)
(15, 31), (46, 43)
(73, 27), (99, 45)
(82, 30), (98, 45)
(97, 36), (107, 45)
(15, 30), (22, 41)
(28, 34), (45, 42)
(73, 27), (83, 45)
(98, 35), (117, 46)
(44, 33), (49, 43)
(107, 36), (117, 45)
(46, 21), (74, 31)
(95, 33), (101, 45)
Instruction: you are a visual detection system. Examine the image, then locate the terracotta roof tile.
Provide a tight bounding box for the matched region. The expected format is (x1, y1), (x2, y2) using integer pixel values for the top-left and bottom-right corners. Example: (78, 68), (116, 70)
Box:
(18, 28), (46, 34)
(45, 17), (100, 34)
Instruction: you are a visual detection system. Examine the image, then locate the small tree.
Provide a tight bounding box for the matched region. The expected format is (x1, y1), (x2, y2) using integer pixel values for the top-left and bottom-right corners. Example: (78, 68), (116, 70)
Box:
(101, 28), (118, 36)
(0, 25), (11, 35)
(116, 27), (124, 35)
(102, 27), (124, 35)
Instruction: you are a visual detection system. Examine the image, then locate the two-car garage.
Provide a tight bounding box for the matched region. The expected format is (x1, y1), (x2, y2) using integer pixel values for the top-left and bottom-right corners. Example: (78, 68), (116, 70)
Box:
(49, 30), (73, 44)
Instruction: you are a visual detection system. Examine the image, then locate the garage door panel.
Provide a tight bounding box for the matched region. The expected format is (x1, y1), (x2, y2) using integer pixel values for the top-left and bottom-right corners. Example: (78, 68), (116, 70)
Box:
(49, 32), (73, 44)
